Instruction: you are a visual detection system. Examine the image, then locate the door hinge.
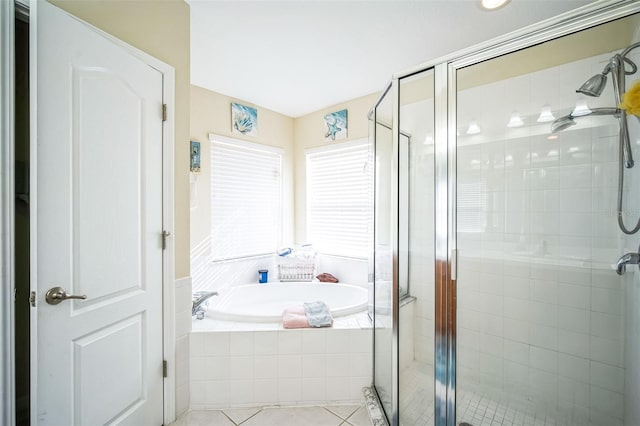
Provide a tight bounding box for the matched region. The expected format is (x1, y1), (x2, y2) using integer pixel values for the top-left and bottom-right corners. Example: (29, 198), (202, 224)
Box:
(162, 104), (167, 122)
(29, 291), (36, 307)
(163, 360), (168, 378)
(162, 230), (171, 250)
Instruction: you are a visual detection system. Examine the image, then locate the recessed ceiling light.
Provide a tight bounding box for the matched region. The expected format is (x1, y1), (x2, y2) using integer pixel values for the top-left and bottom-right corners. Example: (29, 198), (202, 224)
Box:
(480, 0), (511, 10)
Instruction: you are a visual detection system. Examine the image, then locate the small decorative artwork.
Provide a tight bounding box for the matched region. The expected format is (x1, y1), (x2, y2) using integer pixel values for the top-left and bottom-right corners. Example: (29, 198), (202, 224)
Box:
(231, 102), (258, 137)
(190, 140), (201, 172)
(324, 109), (348, 141)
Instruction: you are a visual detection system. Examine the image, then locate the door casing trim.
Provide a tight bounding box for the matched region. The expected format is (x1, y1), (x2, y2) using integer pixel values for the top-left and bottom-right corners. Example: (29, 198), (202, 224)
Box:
(1, 0), (16, 424)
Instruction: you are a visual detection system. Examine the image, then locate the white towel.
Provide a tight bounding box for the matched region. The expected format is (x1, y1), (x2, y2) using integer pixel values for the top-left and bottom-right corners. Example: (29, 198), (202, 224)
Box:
(303, 301), (333, 327)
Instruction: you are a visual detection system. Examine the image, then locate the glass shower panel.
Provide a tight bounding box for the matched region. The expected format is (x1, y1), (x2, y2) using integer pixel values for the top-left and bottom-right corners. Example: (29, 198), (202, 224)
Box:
(398, 69), (436, 426)
(455, 15), (639, 426)
(373, 88), (394, 419)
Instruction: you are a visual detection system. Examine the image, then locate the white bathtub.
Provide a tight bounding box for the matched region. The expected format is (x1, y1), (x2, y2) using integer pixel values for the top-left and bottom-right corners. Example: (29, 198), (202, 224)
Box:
(204, 282), (368, 322)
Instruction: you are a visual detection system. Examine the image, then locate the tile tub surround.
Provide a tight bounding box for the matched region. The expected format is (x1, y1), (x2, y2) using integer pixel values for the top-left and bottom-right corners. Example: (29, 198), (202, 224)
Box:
(176, 277), (194, 416)
(190, 322), (373, 409)
(190, 246), (368, 298)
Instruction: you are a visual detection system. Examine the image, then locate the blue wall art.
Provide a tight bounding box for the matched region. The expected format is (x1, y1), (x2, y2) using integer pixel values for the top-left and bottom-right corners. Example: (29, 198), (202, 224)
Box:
(190, 140), (201, 172)
(324, 109), (348, 141)
(231, 102), (258, 137)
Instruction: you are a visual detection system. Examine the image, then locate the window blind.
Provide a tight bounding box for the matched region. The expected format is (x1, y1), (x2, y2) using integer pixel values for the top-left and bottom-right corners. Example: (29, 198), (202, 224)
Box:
(210, 137), (282, 260)
(457, 180), (486, 233)
(306, 140), (372, 258)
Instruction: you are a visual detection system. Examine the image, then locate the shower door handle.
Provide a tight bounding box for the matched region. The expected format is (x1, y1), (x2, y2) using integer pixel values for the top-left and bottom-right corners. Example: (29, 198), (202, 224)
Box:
(45, 286), (88, 305)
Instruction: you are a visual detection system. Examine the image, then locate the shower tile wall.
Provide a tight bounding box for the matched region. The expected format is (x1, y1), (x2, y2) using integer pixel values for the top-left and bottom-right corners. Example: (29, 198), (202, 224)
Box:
(456, 53), (630, 425)
(408, 139), (435, 368)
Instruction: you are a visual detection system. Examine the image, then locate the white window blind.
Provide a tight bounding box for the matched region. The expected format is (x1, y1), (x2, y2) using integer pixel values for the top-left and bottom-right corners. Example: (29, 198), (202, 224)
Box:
(306, 140), (372, 258)
(210, 136), (282, 260)
(457, 180), (486, 233)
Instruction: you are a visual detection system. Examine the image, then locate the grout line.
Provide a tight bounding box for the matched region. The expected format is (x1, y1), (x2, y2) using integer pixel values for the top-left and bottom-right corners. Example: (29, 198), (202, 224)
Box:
(235, 408), (263, 425)
(220, 410), (239, 426)
(323, 406), (353, 423)
(324, 405), (361, 421)
(323, 406), (343, 420)
(343, 406), (362, 423)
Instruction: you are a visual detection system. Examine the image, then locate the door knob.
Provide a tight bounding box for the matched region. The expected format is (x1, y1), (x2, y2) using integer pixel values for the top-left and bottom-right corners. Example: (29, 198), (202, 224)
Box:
(45, 286), (88, 305)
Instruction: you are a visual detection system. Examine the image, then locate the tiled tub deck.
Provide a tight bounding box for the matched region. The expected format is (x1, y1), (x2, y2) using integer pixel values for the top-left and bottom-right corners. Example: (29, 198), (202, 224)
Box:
(189, 312), (373, 409)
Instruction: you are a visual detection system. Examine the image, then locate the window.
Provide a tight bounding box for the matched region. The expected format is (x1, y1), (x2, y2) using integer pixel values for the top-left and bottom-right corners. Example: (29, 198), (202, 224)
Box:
(457, 180), (487, 233)
(306, 139), (372, 258)
(209, 135), (282, 260)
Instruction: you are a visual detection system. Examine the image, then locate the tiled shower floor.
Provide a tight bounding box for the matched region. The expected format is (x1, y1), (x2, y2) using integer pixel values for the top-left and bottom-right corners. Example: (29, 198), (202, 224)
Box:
(398, 361), (600, 426)
(399, 360), (434, 426)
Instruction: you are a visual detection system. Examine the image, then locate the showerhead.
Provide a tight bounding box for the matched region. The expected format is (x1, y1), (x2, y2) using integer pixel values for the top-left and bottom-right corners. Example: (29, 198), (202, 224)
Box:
(576, 72), (608, 97)
(551, 115), (577, 133)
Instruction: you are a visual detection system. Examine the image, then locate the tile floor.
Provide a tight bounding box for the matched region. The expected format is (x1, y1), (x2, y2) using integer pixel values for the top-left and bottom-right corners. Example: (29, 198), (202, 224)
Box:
(170, 405), (373, 426)
(398, 361), (613, 426)
(399, 360), (433, 426)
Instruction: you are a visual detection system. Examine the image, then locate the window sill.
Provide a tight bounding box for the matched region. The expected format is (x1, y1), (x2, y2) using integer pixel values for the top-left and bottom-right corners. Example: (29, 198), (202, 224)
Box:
(319, 253), (367, 261)
(210, 253), (273, 264)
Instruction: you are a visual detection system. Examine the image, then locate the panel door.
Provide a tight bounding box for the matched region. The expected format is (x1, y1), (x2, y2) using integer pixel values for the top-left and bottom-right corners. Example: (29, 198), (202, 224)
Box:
(35, 2), (164, 424)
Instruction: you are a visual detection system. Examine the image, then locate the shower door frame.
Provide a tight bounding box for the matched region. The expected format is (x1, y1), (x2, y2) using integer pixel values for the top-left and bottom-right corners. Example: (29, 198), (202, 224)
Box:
(371, 1), (640, 425)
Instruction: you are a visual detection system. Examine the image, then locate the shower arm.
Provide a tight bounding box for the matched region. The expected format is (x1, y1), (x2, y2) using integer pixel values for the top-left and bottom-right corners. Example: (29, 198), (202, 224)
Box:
(569, 107), (621, 120)
(576, 107), (621, 117)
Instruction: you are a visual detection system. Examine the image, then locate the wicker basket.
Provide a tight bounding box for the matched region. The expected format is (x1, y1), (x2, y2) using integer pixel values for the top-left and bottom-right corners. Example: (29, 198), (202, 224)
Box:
(278, 253), (317, 281)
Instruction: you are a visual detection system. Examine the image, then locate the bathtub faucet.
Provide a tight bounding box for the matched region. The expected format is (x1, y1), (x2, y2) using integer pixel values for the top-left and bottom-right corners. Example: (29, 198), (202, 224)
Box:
(192, 291), (218, 316)
(616, 252), (640, 276)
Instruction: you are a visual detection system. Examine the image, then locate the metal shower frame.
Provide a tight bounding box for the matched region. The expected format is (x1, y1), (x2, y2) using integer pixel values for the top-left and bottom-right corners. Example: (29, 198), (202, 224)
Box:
(368, 1), (640, 425)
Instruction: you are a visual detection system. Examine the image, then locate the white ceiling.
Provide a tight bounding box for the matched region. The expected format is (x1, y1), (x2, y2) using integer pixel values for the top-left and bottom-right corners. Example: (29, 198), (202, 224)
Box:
(189, 0), (595, 118)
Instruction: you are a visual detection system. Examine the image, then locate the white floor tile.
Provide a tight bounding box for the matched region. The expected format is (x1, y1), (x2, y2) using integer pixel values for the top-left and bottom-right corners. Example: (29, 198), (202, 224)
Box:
(172, 405), (370, 426)
(169, 410), (234, 426)
(222, 407), (261, 424)
(241, 406), (344, 426)
(345, 406), (373, 426)
(325, 405), (360, 420)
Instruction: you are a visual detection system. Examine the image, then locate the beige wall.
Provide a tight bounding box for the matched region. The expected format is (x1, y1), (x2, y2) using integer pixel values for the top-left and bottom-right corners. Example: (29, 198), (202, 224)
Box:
(293, 93), (379, 243)
(189, 85), (295, 253)
(50, 0), (191, 279)
(190, 85), (379, 252)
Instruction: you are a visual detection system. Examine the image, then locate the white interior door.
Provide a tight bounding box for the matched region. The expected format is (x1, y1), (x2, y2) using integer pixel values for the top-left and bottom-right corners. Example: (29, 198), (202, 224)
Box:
(34, 2), (164, 424)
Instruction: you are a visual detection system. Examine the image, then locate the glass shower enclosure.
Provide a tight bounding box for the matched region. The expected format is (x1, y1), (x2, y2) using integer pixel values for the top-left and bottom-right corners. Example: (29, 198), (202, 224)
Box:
(372, 70), (437, 425)
(370, 2), (640, 426)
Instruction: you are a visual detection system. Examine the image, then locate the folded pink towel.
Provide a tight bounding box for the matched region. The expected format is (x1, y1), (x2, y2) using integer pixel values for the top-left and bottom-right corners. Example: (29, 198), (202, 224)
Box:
(282, 306), (310, 329)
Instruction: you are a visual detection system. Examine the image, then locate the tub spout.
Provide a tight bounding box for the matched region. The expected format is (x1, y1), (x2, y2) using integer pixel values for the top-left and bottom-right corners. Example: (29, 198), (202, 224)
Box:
(192, 291), (218, 316)
(616, 252), (640, 275)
